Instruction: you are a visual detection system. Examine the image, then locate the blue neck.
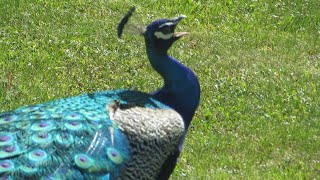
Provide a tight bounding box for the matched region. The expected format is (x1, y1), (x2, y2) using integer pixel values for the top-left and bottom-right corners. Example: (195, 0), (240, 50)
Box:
(146, 45), (200, 130)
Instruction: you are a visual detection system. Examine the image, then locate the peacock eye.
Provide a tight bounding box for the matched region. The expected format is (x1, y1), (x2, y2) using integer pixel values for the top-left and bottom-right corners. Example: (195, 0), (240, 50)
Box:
(160, 25), (173, 34)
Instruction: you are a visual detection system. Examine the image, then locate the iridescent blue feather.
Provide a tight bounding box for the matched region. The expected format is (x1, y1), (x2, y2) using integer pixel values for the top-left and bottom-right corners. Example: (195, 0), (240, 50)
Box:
(0, 90), (172, 179)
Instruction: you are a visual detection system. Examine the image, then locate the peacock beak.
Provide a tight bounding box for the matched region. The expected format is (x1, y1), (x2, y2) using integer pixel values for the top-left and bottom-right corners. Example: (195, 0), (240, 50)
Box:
(171, 15), (187, 24)
(173, 32), (189, 38)
(172, 15), (188, 38)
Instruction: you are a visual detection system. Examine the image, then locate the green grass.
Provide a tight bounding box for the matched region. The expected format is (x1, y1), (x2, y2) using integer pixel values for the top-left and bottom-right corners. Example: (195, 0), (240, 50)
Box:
(1, 0), (320, 179)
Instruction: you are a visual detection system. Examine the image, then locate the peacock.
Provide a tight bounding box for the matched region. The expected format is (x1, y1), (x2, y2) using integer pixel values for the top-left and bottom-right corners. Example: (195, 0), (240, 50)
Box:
(0, 8), (200, 180)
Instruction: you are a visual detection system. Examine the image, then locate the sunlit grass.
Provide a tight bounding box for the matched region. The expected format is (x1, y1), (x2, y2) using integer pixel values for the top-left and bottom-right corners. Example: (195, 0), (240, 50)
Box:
(1, 0), (320, 179)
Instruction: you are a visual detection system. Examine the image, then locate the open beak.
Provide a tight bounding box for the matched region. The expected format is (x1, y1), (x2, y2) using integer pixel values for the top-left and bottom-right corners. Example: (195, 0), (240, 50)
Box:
(173, 31), (189, 38)
(172, 15), (189, 38)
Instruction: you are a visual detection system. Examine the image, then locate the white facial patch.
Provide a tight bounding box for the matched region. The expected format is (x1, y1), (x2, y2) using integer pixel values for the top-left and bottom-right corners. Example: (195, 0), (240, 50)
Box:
(154, 31), (173, 40)
(159, 22), (174, 28)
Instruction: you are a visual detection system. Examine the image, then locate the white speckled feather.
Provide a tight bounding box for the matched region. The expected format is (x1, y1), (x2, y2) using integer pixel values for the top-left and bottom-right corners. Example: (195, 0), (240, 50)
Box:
(109, 104), (184, 179)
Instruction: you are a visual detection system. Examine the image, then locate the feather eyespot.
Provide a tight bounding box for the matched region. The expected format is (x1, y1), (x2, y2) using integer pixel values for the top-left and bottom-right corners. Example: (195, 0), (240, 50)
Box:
(32, 133), (53, 144)
(65, 121), (83, 131)
(55, 133), (74, 146)
(74, 154), (94, 169)
(30, 121), (54, 131)
(0, 160), (15, 173)
(28, 149), (48, 162)
(20, 163), (37, 174)
(0, 115), (18, 125)
(107, 148), (124, 165)
(0, 134), (14, 146)
(0, 145), (20, 158)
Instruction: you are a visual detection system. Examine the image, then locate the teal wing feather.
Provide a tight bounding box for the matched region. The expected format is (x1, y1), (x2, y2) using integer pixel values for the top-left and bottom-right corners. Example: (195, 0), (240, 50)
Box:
(0, 90), (169, 179)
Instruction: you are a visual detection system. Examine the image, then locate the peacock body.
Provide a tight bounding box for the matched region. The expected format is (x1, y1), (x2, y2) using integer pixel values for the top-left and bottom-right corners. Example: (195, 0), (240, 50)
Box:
(0, 9), (200, 180)
(0, 90), (183, 179)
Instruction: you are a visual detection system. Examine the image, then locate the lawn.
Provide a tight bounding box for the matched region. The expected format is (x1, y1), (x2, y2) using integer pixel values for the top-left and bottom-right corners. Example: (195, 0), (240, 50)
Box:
(1, 0), (320, 179)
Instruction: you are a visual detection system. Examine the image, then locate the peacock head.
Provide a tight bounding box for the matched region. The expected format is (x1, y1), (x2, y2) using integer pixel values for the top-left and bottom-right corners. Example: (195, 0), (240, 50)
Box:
(143, 15), (189, 53)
